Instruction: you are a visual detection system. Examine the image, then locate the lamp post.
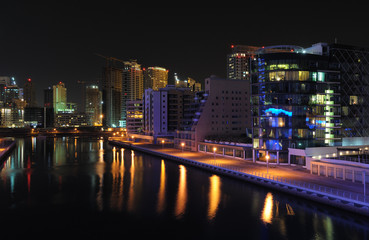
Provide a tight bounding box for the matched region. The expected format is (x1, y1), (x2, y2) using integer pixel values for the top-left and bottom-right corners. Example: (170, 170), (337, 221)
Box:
(213, 147), (217, 160)
(266, 154), (270, 174)
(181, 142), (185, 152)
(161, 140), (165, 149)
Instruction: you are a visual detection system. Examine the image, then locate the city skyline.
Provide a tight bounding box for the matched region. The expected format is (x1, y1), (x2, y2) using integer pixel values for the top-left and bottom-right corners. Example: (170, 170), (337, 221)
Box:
(1, 3), (369, 107)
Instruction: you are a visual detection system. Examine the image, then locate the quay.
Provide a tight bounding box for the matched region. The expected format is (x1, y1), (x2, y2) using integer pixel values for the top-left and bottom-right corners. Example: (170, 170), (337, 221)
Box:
(109, 139), (369, 217)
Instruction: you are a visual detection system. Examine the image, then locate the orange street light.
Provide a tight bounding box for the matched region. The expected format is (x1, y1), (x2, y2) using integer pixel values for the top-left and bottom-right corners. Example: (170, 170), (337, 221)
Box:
(161, 140), (165, 149)
(181, 142), (185, 152)
(266, 154), (270, 174)
(213, 147), (217, 160)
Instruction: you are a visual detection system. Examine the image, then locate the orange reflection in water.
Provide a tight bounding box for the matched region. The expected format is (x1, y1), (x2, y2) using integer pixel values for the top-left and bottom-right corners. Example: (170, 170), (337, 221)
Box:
(208, 175), (221, 221)
(127, 151), (136, 212)
(157, 160), (166, 214)
(174, 165), (187, 219)
(111, 147), (125, 211)
(261, 192), (274, 224)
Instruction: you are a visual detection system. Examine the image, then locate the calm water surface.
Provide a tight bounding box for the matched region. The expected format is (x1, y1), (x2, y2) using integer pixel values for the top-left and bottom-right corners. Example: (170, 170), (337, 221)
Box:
(0, 137), (368, 239)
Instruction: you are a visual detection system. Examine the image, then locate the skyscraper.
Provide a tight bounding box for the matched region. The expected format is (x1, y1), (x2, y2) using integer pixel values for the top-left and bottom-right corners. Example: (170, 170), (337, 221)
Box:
(23, 78), (37, 107)
(44, 87), (53, 108)
(121, 60), (143, 128)
(227, 45), (259, 80)
(144, 67), (168, 90)
(101, 57), (124, 127)
(85, 85), (102, 126)
(53, 82), (67, 114)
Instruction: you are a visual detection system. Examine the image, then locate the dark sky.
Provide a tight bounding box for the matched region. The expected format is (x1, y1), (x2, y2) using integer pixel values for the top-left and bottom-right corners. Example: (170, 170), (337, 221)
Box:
(0, 1), (368, 108)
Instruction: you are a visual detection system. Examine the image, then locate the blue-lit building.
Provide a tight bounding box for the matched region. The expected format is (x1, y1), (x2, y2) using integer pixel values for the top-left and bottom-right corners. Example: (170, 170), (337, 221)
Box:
(251, 45), (341, 163)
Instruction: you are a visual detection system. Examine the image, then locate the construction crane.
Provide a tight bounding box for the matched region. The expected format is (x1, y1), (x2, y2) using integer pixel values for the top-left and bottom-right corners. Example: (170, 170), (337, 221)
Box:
(94, 53), (125, 68)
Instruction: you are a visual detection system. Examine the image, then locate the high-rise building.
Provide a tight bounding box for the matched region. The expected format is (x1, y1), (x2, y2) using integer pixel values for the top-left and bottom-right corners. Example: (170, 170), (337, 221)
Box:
(101, 57), (123, 127)
(101, 57), (144, 128)
(144, 86), (194, 139)
(44, 87), (53, 108)
(121, 60), (143, 128)
(227, 45), (259, 80)
(23, 78), (37, 107)
(53, 82), (67, 114)
(144, 67), (168, 90)
(85, 85), (102, 126)
(187, 77), (202, 92)
(251, 45), (341, 163)
(126, 100), (143, 133)
(175, 76), (251, 151)
(0, 77), (26, 127)
(328, 44), (369, 137)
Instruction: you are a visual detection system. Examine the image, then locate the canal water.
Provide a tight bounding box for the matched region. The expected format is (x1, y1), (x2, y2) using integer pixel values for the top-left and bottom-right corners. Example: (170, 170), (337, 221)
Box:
(0, 137), (368, 239)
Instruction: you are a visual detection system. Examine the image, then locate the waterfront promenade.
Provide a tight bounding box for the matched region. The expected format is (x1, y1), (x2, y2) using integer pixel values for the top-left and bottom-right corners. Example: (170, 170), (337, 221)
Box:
(109, 139), (369, 216)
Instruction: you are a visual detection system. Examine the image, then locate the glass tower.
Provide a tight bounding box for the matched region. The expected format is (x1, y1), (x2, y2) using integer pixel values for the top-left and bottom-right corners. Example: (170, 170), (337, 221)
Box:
(251, 47), (341, 164)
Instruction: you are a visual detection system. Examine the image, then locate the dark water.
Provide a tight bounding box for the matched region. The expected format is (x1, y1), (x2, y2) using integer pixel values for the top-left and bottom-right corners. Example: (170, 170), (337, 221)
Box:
(0, 137), (368, 239)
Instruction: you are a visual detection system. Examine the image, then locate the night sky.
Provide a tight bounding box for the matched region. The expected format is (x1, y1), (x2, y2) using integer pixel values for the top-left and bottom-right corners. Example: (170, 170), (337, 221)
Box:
(1, 2), (368, 108)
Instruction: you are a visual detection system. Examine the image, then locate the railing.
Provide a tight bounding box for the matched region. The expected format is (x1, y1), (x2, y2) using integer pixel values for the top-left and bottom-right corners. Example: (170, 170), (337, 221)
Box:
(207, 160), (369, 205)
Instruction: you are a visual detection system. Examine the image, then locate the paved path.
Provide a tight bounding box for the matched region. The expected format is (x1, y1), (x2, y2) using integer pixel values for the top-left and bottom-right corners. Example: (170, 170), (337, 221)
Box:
(123, 141), (368, 197)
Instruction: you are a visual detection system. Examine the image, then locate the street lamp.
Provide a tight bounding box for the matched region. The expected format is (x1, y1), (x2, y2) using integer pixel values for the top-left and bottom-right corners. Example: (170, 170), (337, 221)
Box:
(213, 147), (217, 160)
(161, 140), (165, 149)
(181, 142), (185, 152)
(266, 154), (270, 174)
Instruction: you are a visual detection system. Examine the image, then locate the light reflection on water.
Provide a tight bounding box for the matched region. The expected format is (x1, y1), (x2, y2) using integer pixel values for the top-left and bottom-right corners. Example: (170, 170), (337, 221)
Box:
(261, 192), (273, 224)
(208, 175), (221, 221)
(0, 137), (367, 239)
(175, 165), (187, 219)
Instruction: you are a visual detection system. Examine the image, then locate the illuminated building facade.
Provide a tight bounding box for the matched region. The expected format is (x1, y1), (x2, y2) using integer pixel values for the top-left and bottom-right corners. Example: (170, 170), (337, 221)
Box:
(121, 60), (143, 128)
(85, 85), (102, 126)
(0, 78), (26, 127)
(251, 46), (341, 163)
(55, 113), (87, 127)
(174, 73), (202, 91)
(144, 67), (168, 91)
(53, 82), (67, 114)
(144, 86), (194, 139)
(126, 100), (143, 133)
(227, 45), (259, 80)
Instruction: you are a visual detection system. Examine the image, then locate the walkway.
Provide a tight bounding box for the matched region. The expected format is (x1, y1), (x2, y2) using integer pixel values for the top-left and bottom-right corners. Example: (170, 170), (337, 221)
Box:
(109, 140), (369, 216)
(124, 142), (366, 195)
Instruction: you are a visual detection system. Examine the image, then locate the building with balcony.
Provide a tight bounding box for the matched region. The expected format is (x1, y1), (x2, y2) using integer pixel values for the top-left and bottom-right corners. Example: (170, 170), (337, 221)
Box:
(175, 76), (251, 151)
(126, 100), (143, 134)
(144, 86), (194, 141)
